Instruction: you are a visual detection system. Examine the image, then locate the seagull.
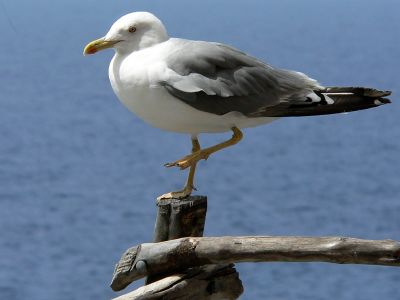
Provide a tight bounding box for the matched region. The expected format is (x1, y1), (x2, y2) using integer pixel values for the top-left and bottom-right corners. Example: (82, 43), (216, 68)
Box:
(83, 12), (391, 200)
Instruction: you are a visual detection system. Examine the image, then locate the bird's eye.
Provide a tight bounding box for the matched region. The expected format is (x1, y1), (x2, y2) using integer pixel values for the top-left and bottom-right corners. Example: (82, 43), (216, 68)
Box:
(128, 26), (136, 33)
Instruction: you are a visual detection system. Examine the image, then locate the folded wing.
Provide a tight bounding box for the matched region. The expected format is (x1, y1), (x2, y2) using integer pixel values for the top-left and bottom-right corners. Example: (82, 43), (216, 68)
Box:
(161, 40), (391, 117)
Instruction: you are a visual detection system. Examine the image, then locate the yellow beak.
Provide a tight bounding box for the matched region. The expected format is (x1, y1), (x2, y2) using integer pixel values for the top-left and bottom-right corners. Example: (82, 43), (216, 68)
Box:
(83, 38), (120, 55)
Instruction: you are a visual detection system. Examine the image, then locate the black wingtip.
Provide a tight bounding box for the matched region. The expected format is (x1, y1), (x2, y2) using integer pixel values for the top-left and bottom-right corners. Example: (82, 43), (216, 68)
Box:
(324, 87), (392, 98)
(376, 97), (391, 105)
(374, 91), (392, 97)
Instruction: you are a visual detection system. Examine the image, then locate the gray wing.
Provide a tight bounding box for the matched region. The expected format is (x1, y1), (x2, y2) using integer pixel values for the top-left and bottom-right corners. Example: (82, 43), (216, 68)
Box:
(161, 39), (323, 117)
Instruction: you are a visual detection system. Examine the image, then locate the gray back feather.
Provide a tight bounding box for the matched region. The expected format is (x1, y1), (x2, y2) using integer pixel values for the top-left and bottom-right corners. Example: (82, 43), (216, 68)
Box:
(162, 39), (322, 116)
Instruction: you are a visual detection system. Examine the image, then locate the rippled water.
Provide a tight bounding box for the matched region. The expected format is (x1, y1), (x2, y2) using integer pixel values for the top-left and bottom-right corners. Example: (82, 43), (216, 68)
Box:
(0, 0), (399, 299)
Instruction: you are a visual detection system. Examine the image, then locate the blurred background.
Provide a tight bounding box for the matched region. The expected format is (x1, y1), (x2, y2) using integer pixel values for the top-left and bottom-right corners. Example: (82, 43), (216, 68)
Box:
(0, 0), (399, 299)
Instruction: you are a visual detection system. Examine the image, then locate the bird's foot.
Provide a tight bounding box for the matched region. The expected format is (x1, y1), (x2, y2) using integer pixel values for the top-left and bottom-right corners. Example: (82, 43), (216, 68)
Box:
(157, 185), (196, 201)
(164, 150), (210, 170)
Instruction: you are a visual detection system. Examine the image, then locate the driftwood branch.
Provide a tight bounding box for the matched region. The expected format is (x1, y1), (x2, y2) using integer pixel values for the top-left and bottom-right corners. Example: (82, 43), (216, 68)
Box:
(111, 236), (400, 291)
(112, 264), (243, 300)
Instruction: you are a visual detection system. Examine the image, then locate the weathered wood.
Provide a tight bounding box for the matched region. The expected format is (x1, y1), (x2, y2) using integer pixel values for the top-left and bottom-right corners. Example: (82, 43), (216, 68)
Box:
(111, 236), (400, 290)
(153, 196), (207, 242)
(112, 196), (243, 299)
(112, 264), (243, 300)
(147, 196), (208, 284)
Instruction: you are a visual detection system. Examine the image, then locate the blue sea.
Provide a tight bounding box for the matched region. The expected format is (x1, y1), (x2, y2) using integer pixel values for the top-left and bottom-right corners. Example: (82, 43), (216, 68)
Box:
(0, 0), (399, 299)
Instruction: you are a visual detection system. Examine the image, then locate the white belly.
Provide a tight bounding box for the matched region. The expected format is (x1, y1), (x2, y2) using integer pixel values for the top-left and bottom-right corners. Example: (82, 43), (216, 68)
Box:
(114, 85), (277, 134)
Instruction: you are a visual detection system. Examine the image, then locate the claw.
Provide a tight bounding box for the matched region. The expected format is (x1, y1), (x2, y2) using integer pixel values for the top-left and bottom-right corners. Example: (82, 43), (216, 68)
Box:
(164, 159), (194, 170)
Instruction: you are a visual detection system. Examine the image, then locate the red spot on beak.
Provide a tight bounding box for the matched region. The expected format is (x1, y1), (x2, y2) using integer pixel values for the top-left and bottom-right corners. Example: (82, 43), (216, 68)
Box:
(86, 46), (97, 55)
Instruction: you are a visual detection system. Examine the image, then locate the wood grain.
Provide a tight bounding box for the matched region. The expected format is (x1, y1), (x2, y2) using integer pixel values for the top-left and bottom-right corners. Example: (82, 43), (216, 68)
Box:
(111, 236), (400, 291)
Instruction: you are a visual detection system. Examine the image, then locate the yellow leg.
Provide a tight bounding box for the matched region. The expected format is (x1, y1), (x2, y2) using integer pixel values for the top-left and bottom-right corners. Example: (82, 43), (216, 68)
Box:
(165, 127), (243, 170)
(157, 137), (201, 201)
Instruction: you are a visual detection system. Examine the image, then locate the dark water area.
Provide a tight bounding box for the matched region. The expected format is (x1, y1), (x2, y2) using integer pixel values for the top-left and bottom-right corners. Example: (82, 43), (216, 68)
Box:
(0, 0), (399, 299)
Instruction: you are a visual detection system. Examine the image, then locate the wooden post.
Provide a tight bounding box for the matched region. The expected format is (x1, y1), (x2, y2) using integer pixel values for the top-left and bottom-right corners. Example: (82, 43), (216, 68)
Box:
(152, 196), (208, 243)
(111, 196), (244, 299)
(146, 196), (208, 284)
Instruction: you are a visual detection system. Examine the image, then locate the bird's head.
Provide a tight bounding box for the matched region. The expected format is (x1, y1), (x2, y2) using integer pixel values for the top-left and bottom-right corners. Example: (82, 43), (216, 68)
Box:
(83, 12), (168, 56)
